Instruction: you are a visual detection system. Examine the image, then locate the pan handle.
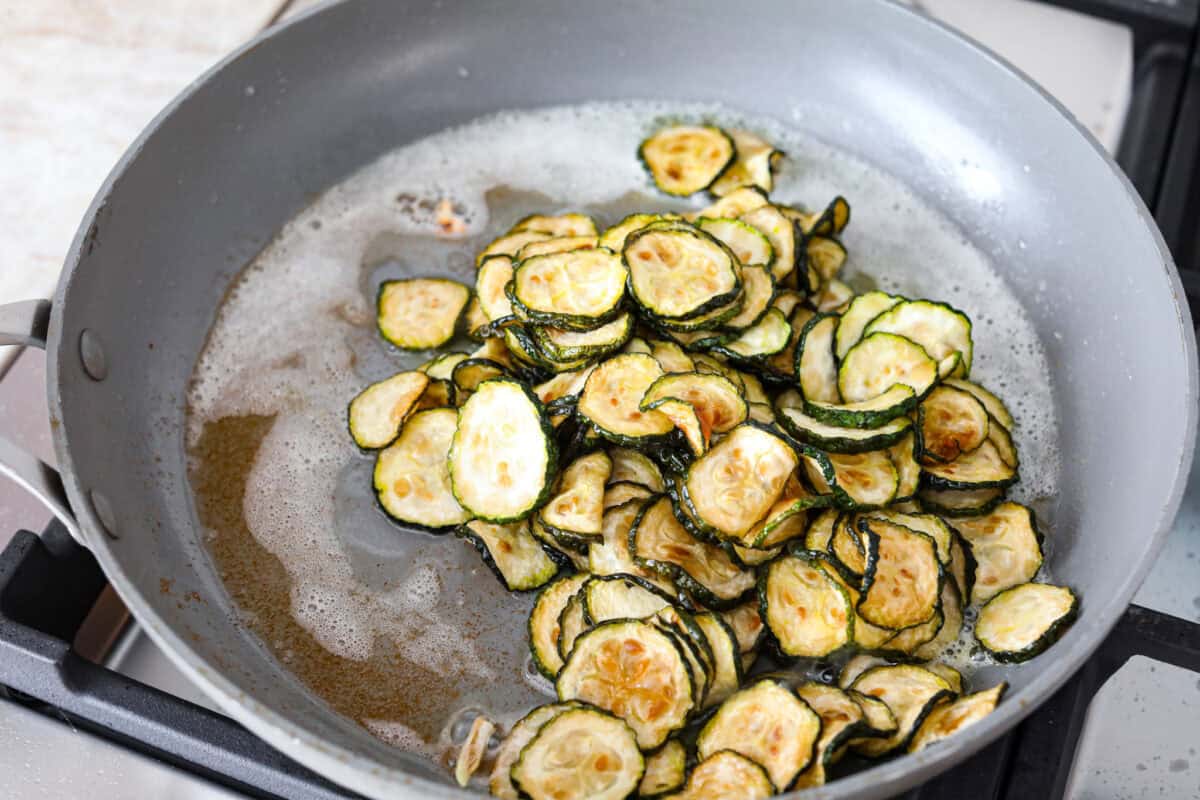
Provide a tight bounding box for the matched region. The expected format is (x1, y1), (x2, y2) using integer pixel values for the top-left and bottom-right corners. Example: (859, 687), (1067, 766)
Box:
(0, 299), (86, 549)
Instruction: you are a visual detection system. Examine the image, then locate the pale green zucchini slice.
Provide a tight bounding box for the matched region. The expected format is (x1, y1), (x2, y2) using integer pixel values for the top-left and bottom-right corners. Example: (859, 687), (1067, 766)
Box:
(649, 339), (696, 373)
(509, 248), (627, 330)
(598, 213), (681, 252)
(713, 307), (791, 360)
(530, 312), (633, 362)
(693, 185), (770, 220)
(348, 370), (430, 449)
(849, 665), (955, 757)
(740, 204), (798, 282)
(807, 235), (848, 284)
(448, 378), (556, 522)
(856, 518), (941, 629)
(475, 254), (515, 322)
(581, 573), (677, 625)
(373, 408), (469, 528)
(529, 574), (590, 679)
(914, 581), (964, 661)
(512, 707), (644, 800)
(944, 377), (1015, 430)
(557, 619), (696, 749)
(533, 364), (594, 406)
(579, 354), (675, 444)
(864, 299), (973, 374)
(839, 332), (938, 404)
(538, 450), (611, 544)
(639, 739), (687, 797)
(890, 432), (921, 500)
(794, 683), (868, 789)
(511, 212), (599, 238)
(796, 313), (841, 404)
(925, 663), (965, 695)
(652, 293), (744, 333)
(682, 424), (800, 545)
(777, 394), (912, 454)
(918, 384), (990, 463)
(720, 265), (775, 330)
(697, 216), (775, 269)
(976, 582), (1078, 662)
(516, 235), (598, 260)
(588, 499), (677, 593)
(835, 291), (903, 358)
(451, 357), (508, 395)
(476, 229), (552, 266)
(664, 750), (774, 800)
(720, 601), (766, 655)
(459, 519), (558, 591)
(803, 508), (839, 553)
(693, 613), (743, 707)
(909, 683), (1006, 753)
(802, 448), (900, 509)
(377, 278), (469, 349)
(490, 702), (582, 800)
(630, 496), (756, 609)
(624, 225), (741, 320)
(709, 128), (782, 196)
(805, 384), (918, 429)
(923, 438), (1018, 489)
(918, 484), (1007, 517)
(760, 551), (854, 658)
(419, 352), (469, 380)
(814, 278), (855, 313)
(556, 592), (589, 661)
(529, 515), (588, 571)
(697, 679), (822, 790)
(469, 336), (516, 369)
(639, 125), (736, 196)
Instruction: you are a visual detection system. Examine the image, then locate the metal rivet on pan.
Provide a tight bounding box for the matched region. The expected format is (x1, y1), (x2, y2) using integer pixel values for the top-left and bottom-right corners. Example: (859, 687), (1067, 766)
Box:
(88, 489), (119, 539)
(79, 329), (108, 381)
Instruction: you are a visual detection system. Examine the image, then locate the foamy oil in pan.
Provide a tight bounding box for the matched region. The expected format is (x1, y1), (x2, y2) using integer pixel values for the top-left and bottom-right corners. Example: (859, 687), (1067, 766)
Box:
(185, 102), (1059, 771)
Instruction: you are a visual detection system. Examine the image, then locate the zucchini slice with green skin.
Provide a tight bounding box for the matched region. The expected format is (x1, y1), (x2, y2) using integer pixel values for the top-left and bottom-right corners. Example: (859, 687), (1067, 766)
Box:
(630, 496), (756, 609)
(476, 230), (553, 266)
(533, 364), (595, 406)
(794, 683), (868, 789)
(489, 702), (582, 800)
(529, 574), (591, 679)
(988, 413), (1019, 469)
(720, 601), (766, 655)
(693, 612), (744, 707)
(530, 515), (589, 570)
(731, 539), (783, 568)
(511, 706), (644, 800)
(834, 291), (903, 359)
(719, 265), (775, 331)
(464, 295), (489, 339)
(469, 336), (516, 369)
(712, 307), (791, 361)
(511, 213), (598, 238)
(829, 512), (873, 579)
(697, 679), (822, 790)
(579, 354), (675, 444)
(556, 592), (589, 661)
(749, 479), (827, 549)
(771, 289), (806, 317)
(918, 484), (1007, 517)
(539, 450), (611, 543)
(976, 582), (1078, 662)
(909, 683), (1006, 753)
(419, 352), (469, 380)
(867, 509), (954, 563)
(848, 689), (900, 738)
(652, 293), (745, 333)
(509, 248), (627, 330)
(814, 559), (895, 650)
(451, 357), (509, 395)
(459, 519), (559, 591)
(348, 371), (430, 449)
(856, 518), (942, 629)
(413, 378), (455, 411)
(693, 185), (770, 221)
(922, 438), (1018, 489)
(814, 278), (855, 313)
(804, 508), (839, 553)
(603, 481), (655, 510)
(663, 750), (774, 800)
(651, 607), (715, 701)
(649, 339), (695, 373)
(376, 278), (469, 350)
(638, 739), (687, 798)
(476, 254), (515, 322)
(796, 313), (841, 404)
(918, 384), (990, 463)
(926, 663), (965, 695)
(849, 665), (955, 757)
(682, 424), (800, 545)
(801, 196), (851, 237)
(710, 128), (782, 197)
(890, 432), (921, 500)
(944, 377), (1015, 430)
(588, 499), (678, 593)
(914, 581), (964, 661)
(624, 225), (741, 320)
(839, 332), (938, 404)
(802, 447), (900, 509)
(777, 393), (913, 453)
(530, 313), (633, 363)
(448, 378), (556, 522)
(642, 369), (750, 455)
(696, 216), (775, 270)
(557, 619), (696, 749)
(607, 446), (666, 492)
(639, 125), (736, 196)
(807, 235), (848, 285)
(864, 299), (974, 374)
(516, 235), (598, 260)
(881, 605), (944, 655)
(805, 384), (918, 429)
(839, 654), (892, 689)
(373, 408), (470, 528)
(581, 573), (678, 625)
(760, 551), (854, 658)
(740, 204), (798, 282)
(598, 213), (681, 252)
(947, 531), (976, 600)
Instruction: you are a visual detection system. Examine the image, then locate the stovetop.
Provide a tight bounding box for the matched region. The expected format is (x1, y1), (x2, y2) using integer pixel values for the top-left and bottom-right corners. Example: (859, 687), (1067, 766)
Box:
(3, 1), (1200, 799)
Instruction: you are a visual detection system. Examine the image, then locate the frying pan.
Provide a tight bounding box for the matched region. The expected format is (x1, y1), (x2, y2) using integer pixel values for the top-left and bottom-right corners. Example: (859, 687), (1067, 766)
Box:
(0, 0), (1195, 797)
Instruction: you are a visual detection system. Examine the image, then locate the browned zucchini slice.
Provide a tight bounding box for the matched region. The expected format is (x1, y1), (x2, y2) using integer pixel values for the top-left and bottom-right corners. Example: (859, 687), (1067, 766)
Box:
(459, 519), (558, 591)
(511, 707), (644, 800)
(528, 573), (590, 679)
(918, 384), (990, 463)
(849, 665), (955, 757)
(802, 448), (900, 509)
(944, 377), (1015, 429)
(511, 212), (598, 238)
(664, 750), (774, 800)
(624, 225), (742, 319)
(709, 128), (782, 197)
(642, 372), (748, 444)
(856, 518), (941, 629)
(348, 370), (430, 449)
(538, 450), (611, 546)
(922, 438), (1018, 489)
(373, 408), (469, 528)
(839, 332), (938, 404)
(719, 601), (766, 655)
(639, 739), (687, 797)
(377, 278), (469, 349)
(760, 551), (854, 658)
(836, 291), (903, 359)
(579, 354), (675, 443)
(607, 446), (666, 492)
(975, 582), (1078, 662)
(909, 683), (1006, 753)
(639, 125), (736, 196)
(794, 683), (868, 789)
(918, 484), (1007, 517)
(693, 613), (743, 708)
(510, 248), (627, 330)
(693, 186), (770, 220)
(952, 501), (1043, 604)
(740, 204), (798, 282)
(490, 702), (581, 800)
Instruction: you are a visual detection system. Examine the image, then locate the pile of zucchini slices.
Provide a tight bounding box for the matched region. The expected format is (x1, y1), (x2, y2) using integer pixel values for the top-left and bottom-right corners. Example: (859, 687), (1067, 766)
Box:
(347, 123), (1078, 799)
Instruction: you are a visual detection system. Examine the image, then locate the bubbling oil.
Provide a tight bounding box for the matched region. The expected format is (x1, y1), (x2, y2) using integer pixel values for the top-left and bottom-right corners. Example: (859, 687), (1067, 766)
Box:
(185, 102), (1059, 764)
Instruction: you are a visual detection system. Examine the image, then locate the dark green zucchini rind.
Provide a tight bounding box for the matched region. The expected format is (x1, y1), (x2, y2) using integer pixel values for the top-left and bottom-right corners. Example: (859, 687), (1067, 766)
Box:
(777, 392), (913, 454)
(975, 582), (1078, 663)
(918, 485), (1007, 517)
(458, 519), (560, 592)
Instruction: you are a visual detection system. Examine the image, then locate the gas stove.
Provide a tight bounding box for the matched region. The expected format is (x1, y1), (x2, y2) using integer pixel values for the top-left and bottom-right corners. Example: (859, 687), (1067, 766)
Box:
(2, 1), (1200, 798)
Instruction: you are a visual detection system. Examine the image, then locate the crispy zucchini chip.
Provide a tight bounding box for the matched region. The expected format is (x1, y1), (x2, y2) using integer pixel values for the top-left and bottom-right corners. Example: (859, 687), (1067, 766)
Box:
(377, 278), (469, 349)
(976, 582), (1078, 662)
(512, 707), (644, 800)
(952, 501), (1043, 604)
(640, 125), (736, 196)
(374, 408), (469, 528)
(349, 370), (430, 449)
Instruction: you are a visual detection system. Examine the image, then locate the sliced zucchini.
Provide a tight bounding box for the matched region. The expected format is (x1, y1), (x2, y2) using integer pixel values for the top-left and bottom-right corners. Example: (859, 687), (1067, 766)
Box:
(712, 307), (791, 361)
(348, 371), (430, 449)
(804, 384), (918, 429)
(582, 573), (677, 625)
(813, 559), (895, 650)
(794, 683), (868, 789)
(469, 336), (517, 369)
(721, 265), (776, 331)
(697, 679), (822, 790)
(490, 702), (581, 800)
(909, 683), (1006, 753)
(802, 447), (900, 509)
(839, 332), (938, 404)
(607, 446), (666, 492)
(413, 377), (455, 411)
(420, 352), (469, 381)
(511, 213), (599, 238)
(649, 339), (696, 373)
(696, 217), (774, 271)
(598, 213), (680, 252)
(517, 236), (598, 261)
(460, 519), (558, 591)
(923, 439), (1018, 489)
(693, 186), (770, 221)
(729, 542), (782, 567)
(856, 518), (941, 629)
(624, 225), (741, 320)
(464, 295), (490, 339)
(830, 512), (872, 578)
(814, 278), (855, 313)
(651, 606), (715, 702)
(947, 532), (976, 600)
(761, 551), (854, 658)
(867, 510), (953, 563)
(530, 313), (633, 363)
(477, 230), (553, 266)
(838, 654), (891, 689)
(529, 573), (590, 678)
(749, 477), (827, 548)
(630, 496), (756, 608)
(796, 313), (841, 404)
(807, 235), (847, 284)
(449, 378), (556, 522)
(918, 485), (1006, 517)
(882, 606), (943, 655)
(777, 395), (912, 454)
(377, 278), (469, 349)
(533, 364), (595, 406)
(771, 289), (806, 317)
(639, 739), (687, 797)
(864, 299), (973, 374)
(588, 499), (677, 593)
(914, 581), (964, 661)
(918, 385), (990, 463)
(579, 354), (675, 443)
(988, 414), (1019, 469)
(373, 408), (470, 528)
(539, 450), (611, 544)
(848, 689), (899, 738)
(887, 434), (919, 502)
(803, 508), (839, 553)
(557, 619), (696, 749)
(509, 248), (627, 330)
(530, 515), (589, 570)
(642, 372), (747, 454)
(849, 665), (955, 757)
(451, 357), (508, 395)
(926, 663), (965, 695)
(512, 707), (644, 800)
(557, 592), (589, 661)
(664, 750), (774, 800)
(976, 582), (1078, 662)
(720, 601), (766, 655)
(640, 125), (736, 196)
(476, 254), (515, 322)
(740, 204), (798, 282)
(682, 424), (800, 544)
(602, 481), (655, 510)
(944, 377), (1015, 430)
(693, 613), (744, 707)
(710, 128), (782, 197)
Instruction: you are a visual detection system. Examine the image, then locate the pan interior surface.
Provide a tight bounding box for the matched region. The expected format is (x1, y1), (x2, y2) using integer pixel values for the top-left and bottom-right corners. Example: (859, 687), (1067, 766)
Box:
(47, 2), (1195, 799)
